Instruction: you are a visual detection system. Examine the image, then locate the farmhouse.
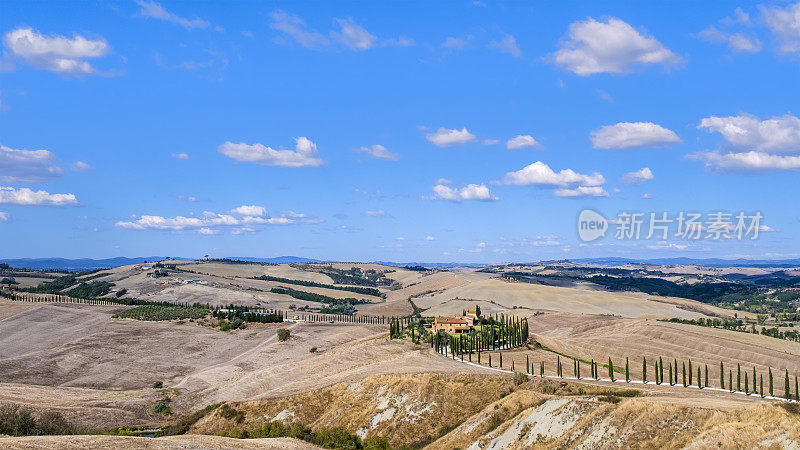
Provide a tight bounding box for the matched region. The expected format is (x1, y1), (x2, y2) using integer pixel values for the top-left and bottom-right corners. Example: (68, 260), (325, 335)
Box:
(432, 316), (473, 334)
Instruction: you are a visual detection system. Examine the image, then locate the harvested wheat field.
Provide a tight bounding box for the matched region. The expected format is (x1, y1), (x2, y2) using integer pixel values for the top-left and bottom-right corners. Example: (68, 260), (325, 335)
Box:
(0, 435), (315, 449)
(0, 299), (476, 429)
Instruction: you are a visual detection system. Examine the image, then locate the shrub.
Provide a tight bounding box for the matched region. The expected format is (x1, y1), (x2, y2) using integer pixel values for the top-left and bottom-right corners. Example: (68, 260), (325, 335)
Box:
(0, 404), (78, 436)
(231, 316), (244, 330)
(309, 347), (317, 353)
(116, 288), (128, 298)
(513, 371), (529, 386)
(363, 435), (391, 450)
(154, 398), (171, 415)
(152, 381), (163, 389)
(277, 328), (291, 341)
(219, 320), (232, 331)
(314, 427), (361, 449)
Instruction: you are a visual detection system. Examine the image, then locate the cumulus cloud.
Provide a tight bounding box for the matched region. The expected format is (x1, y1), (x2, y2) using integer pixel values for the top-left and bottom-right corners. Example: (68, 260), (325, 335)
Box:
(0, 145), (64, 184)
(502, 161), (605, 187)
(689, 151), (800, 173)
(0, 186), (78, 206)
(432, 183), (497, 202)
(356, 144), (399, 161)
(425, 235), (435, 241)
(116, 208), (309, 232)
(760, 1), (800, 55)
(137, 0), (209, 30)
(0, 212), (9, 223)
(172, 153), (189, 160)
(553, 186), (609, 198)
(488, 34), (521, 57)
(218, 137), (322, 167)
(3, 27), (110, 75)
(426, 127), (476, 147)
(697, 114), (800, 154)
(198, 227), (219, 235)
(551, 17), (680, 75)
(620, 167), (654, 185)
(506, 135), (540, 149)
(591, 122), (681, 149)
(229, 205), (267, 216)
(699, 26), (762, 53)
(332, 18), (377, 50)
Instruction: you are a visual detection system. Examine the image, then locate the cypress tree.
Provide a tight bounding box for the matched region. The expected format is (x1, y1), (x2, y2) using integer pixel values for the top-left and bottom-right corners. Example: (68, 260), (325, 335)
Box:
(688, 360), (693, 386)
(577, 359), (581, 379)
(512, 360), (515, 371)
(697, 366), (701, 388)
(745, 372), (749, 394)
(705, 365), (708, 389)
(540, 361), (544, 377)
(626, 357), (630, 383)
(729, 370), (733, 393)
(785, 370), (790, 400)
(760, 374), (764, 398)
(499, 351), (503, 368)
(682, 362), (687, 387)
(769, 368), (773, 397)
(720, 362), (725, 390)
(753, 366), (757, 393)
(795, 376), (798, 402)
(737, 364), (741, 391)
(659, 357), (664, 385)
(643, 357), (647, 383)
(489, 353), (492, 367)
(609, 357), (614, 381)
(527, 355), (530, 374)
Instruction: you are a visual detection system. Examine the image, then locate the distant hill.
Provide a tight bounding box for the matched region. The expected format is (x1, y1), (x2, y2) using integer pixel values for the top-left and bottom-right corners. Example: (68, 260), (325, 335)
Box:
(571, 257), (800, 268)
(1, 256), (321, 271)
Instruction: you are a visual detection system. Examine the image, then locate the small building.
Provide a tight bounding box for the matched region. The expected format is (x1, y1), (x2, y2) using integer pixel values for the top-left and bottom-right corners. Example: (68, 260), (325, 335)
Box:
(432, 316), (472, 334)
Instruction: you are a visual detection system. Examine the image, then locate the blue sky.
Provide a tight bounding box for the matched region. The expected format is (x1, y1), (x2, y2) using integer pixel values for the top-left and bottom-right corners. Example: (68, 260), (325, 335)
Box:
(1, 0), (799, 262)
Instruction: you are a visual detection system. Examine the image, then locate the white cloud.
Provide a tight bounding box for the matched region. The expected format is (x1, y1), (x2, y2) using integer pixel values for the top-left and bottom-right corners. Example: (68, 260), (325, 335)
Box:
(553, 186), (609, 198)
(0, 212), (9, 223)
(689, 151), (800, 173)
(0, 145), (64, 184)
(760, 1), (800, 55)
(356, 144), (399, 161)
(432, 183), (497, 202)
(442, 36), (470, 50)
(270, 11), (330, 49)
(591, 122), (681, 149)
(218, 137), (322, 167)
(137, 0), (209, 30)
(481, 139), (500, 145)
(488, 34), (521, 57)
(551, 17), (680, 75)
(0, 186), (78, 206)
(502, 161), (605, 187)
(230, 205), (267, 216)
(116, 208), (307, 232)
(426, 127), (476, 147)
(697, 114), (800, 154)
(364, 210), (388, 217)
(198, 227), (219, 235)
(642, 193), (654, 199)
(620, 167), (654, 185)
(177, 195), (199, 202)
(172, 153), (189, 160)
(435, 178), (452, 185)
(332, 18), (376, 50)
(3, 27), (110, 75)
(506, 135), (540, 149)
(425, 235), (435, 241)
(71, 161), (92, 172)
(699, 26), (762, 53)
